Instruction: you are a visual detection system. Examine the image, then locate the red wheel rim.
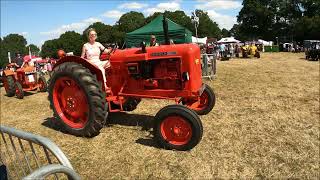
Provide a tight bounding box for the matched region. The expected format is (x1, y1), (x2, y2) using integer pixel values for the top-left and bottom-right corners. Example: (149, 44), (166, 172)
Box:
(185, 91), (209, 111)
(53, 77), (89, 129)
(160, 116), (192, 146)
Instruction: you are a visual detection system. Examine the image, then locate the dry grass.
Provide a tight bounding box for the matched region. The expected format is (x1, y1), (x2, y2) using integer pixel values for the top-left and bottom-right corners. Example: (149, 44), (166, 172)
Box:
(1, 52), (319, 179)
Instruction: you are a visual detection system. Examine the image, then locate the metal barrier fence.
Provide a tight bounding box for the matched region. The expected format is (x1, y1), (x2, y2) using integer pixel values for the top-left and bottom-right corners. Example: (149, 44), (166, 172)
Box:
(201, 53), (217, 80)
(0, 125), (80, 180)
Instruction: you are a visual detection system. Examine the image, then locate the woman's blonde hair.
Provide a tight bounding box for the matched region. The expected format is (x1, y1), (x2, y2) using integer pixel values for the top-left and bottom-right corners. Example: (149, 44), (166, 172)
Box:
(87, 28), (97, 39)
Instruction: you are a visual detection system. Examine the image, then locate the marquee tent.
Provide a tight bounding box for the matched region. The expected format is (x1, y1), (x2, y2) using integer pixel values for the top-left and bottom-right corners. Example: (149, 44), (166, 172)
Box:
(125, 15), (192, 47)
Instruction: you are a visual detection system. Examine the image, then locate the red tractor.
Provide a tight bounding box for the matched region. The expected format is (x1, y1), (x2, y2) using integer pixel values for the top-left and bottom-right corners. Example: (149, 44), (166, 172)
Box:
(2, 63), (48, 99)
(48, 43), (216, 151)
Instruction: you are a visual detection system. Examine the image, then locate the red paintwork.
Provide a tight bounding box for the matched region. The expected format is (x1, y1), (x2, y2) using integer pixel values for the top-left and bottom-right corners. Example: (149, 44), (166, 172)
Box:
(184, 90), (209, 111)
(54, 43), (204, 111)
(160, 116), (192, 145)
(53, 77), (89, 129)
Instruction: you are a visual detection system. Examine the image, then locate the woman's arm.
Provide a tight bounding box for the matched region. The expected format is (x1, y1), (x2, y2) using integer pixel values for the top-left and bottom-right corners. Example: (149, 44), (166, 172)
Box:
(98, 43), (111, 54)
(81, 44), (86, 58)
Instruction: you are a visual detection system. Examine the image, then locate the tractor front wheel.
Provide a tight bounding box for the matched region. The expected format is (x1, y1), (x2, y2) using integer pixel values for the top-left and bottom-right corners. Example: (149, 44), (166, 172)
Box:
(49, 62), (108, 137)
(182, 84), (215, 115)
(15, 82), (24, 99)
(3, 76), (15, 97)
(154, 105), (203, 151)
(38, 76), (48, 92)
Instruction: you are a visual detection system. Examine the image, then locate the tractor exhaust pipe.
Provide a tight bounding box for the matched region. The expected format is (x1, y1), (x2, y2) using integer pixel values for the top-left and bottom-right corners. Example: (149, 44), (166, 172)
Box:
(162, 15), (170, 45)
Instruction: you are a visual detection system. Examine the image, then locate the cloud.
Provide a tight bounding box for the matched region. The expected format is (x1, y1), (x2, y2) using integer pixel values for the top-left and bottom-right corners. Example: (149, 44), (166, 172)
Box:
(102, 10), (124, 19)
(144, 2), (181, 15)
(40, 17), (102, 38)
(195, 0), (242, 10)
(19, 32), (28, 36)
(118, 2), (148, 9)
(207, 10), (237, 30)
(83, 17), (102, 23)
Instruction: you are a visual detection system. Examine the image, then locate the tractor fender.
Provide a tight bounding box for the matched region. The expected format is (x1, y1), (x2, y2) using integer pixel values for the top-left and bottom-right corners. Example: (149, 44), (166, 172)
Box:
(53, 56), (104, 85)
(3, 69), (15, 76)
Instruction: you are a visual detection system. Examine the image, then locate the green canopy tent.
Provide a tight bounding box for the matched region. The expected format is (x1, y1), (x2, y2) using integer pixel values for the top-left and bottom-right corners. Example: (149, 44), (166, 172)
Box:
(125, 15), (193, 47)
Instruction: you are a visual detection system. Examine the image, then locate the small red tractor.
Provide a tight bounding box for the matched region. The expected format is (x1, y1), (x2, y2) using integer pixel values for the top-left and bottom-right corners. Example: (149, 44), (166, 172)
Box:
(2, 63), (48, 99)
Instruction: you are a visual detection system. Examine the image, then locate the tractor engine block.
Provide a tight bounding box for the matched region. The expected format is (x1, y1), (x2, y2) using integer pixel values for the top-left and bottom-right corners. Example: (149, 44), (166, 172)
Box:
(127, 58), (182, 90)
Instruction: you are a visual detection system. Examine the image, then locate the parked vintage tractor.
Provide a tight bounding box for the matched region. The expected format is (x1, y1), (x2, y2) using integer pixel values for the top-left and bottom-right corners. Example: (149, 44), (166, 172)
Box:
(2, 63), (47, 99)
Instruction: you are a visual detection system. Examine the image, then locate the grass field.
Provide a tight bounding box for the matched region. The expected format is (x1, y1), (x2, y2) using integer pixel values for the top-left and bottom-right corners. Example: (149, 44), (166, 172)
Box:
(1, 52), (319, 179)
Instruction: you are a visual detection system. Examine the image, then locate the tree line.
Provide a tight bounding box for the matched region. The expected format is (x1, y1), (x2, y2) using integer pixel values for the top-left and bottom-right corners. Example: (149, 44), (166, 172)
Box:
(231, 0), (320, 42)
(0, 10), (222, 67)
(1, 1), (319, 67)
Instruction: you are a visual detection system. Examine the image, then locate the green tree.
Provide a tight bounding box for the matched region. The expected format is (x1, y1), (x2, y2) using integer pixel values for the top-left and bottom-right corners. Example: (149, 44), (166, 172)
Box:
(26, 44), (40, 56)
(145, 11), (194, 34)
(293, 15), (320, 42)
(82, 22), (112, 44)
(300, 0), (320, 17)
(59, 31), (84, 56)
(233, 0), (319, 42)
(221, 28), (231, 38)
(40, 39), (61, 58)
(236, 0), (274, 40)
(117, 11), (145, 33)
(0, 34), (28, 67)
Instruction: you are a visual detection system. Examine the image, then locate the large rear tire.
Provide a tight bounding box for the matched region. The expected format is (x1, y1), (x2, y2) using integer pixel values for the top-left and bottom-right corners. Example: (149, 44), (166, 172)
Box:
(154, 105), (203, 151)
(48, 62), (108, 137)
(3, 76), (15, 97)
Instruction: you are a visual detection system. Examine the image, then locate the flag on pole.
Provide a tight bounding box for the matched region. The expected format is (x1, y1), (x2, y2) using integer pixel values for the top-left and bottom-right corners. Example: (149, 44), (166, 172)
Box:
(29, 46), (32, 59)
(8, 52), (11, 63)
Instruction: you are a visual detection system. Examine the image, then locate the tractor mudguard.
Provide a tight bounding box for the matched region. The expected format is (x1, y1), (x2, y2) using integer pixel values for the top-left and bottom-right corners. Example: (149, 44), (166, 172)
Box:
(3, 69), (15, 76)
(53, 56), (105, 87)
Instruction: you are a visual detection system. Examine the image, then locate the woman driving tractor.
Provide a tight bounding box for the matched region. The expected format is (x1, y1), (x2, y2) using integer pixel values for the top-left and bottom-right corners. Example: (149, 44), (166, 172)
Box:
(81, 28), (111, 84)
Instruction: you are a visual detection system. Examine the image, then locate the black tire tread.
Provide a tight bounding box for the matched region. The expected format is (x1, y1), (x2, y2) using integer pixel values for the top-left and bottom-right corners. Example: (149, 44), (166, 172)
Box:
(5, 76), (15, 97)
(154, 104), (203, 151)
(48, 62), (108, 137)
(38, 76), (48, 92)
(15, 82), (24, 99)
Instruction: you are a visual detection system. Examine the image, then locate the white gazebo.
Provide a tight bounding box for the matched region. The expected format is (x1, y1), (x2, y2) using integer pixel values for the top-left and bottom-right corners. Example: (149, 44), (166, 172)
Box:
(217, 37), (240, 43)
(192, 36), (207, 44)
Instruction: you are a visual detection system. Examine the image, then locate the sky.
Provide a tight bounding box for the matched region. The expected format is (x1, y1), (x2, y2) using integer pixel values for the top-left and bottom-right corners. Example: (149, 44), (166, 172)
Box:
(0, 0), (242, 47)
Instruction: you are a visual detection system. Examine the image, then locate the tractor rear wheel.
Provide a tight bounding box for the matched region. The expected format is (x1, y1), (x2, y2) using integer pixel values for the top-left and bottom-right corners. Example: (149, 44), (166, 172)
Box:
(15, 82), (24, 99)
(154, 105), (203, 151)
(111, 97), (141, 111)
(48, 62), (108, 137)
(3, 76), (15, 97)
(182, 84), (215, 115)
(38, 76), (48, 92)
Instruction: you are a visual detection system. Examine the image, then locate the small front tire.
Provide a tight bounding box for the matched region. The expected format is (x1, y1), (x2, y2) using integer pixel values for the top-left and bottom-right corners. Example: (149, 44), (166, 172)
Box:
(154, 105), (203, 151)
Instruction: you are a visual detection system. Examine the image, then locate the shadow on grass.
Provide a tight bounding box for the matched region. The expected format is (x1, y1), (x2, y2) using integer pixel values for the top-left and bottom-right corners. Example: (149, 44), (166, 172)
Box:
(42, 113), (161, 149)
(107, 112), (154, 131)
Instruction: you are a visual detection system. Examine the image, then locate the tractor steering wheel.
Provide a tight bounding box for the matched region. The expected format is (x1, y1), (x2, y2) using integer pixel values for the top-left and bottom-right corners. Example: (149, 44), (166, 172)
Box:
(109, 43), (118, 54)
